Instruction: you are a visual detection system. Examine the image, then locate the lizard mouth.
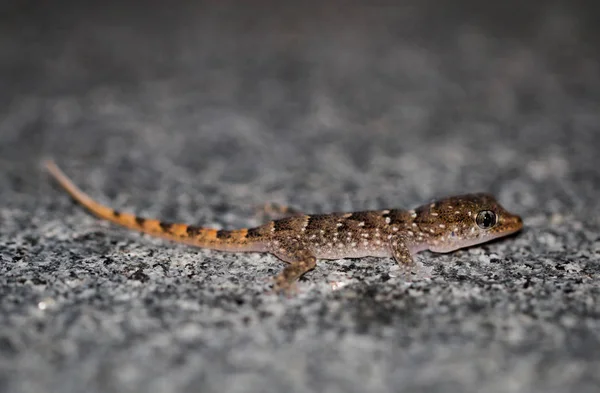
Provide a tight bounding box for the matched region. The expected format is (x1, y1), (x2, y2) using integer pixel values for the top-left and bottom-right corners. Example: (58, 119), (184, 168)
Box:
(501, 214), (524, 234)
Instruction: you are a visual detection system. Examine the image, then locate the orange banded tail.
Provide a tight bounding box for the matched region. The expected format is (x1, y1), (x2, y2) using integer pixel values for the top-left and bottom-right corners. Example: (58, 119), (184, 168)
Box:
(44, 160), (266, 252)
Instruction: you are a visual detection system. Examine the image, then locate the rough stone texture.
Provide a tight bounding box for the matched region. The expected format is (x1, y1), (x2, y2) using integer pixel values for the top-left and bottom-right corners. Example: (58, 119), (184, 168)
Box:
(1, 1), (600, 392)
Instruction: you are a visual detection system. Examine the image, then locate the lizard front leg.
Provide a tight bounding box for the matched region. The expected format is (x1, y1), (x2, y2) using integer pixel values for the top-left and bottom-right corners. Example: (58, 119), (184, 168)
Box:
(390, 236), (417, 277)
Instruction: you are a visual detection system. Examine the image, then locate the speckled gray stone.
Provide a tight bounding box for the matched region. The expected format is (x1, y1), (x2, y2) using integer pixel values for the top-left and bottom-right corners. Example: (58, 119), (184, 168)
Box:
(1, 2), (600, 393)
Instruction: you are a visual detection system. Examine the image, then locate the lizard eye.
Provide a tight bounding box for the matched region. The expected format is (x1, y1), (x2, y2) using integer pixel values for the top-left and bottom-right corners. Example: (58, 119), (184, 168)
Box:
(476, 210), (497, 229)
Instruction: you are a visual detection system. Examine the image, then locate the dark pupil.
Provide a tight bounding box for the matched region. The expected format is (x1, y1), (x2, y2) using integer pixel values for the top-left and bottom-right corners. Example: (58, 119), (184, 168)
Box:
(476, 210), (496, 229)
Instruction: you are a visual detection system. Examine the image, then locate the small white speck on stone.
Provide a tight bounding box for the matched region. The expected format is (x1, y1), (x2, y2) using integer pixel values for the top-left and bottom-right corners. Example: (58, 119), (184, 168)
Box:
(351, 242), (357, 247)
(376, 240), (381, 245)
(429, 228), (435, 233)
(336, 222), (343, 227)
(382, 210), (390, 214)
(392, 227), (398, 232)
(327, 242), (333, 247)
(407, 231), (414, 236)
(385, 217), (391, 224)
(430, 203), (436, 208)
(467, 211), (472, 217)
(412, 223), (418, 228)
(431, 212), (438, 216)
(361, 233), (369, 238)
(438, 224), (446, 228)
(38, 298), (55, 310)
(387, 235), (392, 239)
(358, 222), (365, 227)
(470, 227), (476, 233)
(338, 243), (344, 248)
(310, 234), (316, 239)
(320, 229), (325, 234)
(455, 210), (461, 215)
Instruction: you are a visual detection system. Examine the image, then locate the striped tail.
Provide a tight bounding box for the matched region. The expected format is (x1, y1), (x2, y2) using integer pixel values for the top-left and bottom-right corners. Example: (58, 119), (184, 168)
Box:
(44, 160), (266, 252)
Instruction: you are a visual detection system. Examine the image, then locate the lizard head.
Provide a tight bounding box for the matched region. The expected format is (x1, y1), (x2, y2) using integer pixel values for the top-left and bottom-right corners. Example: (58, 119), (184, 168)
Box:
(413, 193), (523, 253)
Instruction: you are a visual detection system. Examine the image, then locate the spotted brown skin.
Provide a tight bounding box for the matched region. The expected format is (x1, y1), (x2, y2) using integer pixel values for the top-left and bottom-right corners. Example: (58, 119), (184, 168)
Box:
(44, 161), (523, 294)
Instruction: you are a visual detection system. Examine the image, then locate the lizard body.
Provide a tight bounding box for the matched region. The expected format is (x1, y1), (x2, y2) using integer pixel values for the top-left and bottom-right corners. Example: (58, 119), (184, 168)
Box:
(44, 161), (523, 293)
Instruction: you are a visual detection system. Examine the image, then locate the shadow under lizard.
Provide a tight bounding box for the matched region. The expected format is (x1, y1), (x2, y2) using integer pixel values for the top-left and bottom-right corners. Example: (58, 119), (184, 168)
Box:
(44, 161), (523, 294)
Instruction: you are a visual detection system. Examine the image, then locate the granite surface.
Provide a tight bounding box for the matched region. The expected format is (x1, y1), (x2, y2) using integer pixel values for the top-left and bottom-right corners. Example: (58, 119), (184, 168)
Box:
(1, 1), (600, 392)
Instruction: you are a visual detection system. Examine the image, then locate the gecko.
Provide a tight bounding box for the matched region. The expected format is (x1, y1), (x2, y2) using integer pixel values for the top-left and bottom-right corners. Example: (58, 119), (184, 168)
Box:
(44, 160), (523, 294)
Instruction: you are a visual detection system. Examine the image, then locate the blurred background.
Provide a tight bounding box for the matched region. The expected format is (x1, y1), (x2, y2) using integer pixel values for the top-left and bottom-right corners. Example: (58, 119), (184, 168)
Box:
(1, 1), (600, 392)
(2, 0), (598, 215)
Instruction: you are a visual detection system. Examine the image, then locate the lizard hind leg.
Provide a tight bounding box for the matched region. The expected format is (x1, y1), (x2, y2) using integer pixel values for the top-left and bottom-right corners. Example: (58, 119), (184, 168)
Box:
(255, 202), (303, 222)
(270, 244), (317, 295)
